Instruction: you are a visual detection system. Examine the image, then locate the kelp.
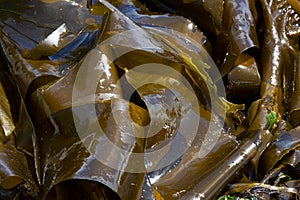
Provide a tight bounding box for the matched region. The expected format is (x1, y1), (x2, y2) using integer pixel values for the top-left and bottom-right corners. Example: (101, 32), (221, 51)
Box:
(0, 0), (240, 199)
(260, 126), (300, 176)
(0, 0), (299, 200)
(147, 0), (263, 104)
(221, 0), (261, 102)
(141, 0), (224, 36)
(251, 0), (299, 169)
(222, 136), (300, 199)
(288, 0), (300, 15)
(0, 82), (14, 142)
(0, 59), (15, 143)
(211, 0), (300, 198)
(230, 0), (299, 169)
(290, 52), (300, 127)
(0, 52), (39, 199)
(33, 101), (147, 200)
(0, 0), (104, 97)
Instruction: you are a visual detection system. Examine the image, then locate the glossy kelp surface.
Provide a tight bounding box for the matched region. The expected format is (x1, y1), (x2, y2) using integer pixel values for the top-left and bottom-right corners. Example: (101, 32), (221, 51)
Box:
(0, 0), (299, 199)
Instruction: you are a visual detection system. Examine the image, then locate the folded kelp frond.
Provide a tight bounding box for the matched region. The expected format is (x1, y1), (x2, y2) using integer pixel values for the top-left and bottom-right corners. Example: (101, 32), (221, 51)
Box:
(0, 56), (15, 141)
(233, 0), (299, 167)
(0, 58), (39, 198)
(222, 126), (300, 199)
(0, 82), (14, 141)
(220, 0), (260, 76)
(140, 0), (299, 199)
(0, 0), (105, 97)
(0, 0), (246, 199)
(2, 0), (298, 199)
(141, 0), (224, 36)
(213, 0), (299, 198)
(260, 126), (300, 175)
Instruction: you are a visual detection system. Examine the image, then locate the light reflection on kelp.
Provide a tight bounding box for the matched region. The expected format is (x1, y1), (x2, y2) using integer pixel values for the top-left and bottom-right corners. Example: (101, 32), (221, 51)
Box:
(0, 0), (299, 199)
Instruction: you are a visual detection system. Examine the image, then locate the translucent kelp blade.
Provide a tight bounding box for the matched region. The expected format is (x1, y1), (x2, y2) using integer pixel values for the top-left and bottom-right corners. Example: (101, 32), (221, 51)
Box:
(0, 82), (14, 140)
(0, 77), (38, 195)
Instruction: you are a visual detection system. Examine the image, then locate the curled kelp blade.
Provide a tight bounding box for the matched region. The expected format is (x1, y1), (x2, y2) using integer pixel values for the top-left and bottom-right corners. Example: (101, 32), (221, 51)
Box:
(0, 0), (105, 97)
(45, 101), (147, 200)
(259, 126), (300, 176)
(219, 0), (261, 103)
(223, 148), (300, 200)
(0, 66), (39, 198)
(0, 55), (43, 197)
(104, 0), (208, 48)
(104, 24), (245, 200)
(34, 1), (243, 199)
(0, 1), (146, 199)
(30, 47), (121, 118)
(95, 0), (239, 117)
(31, 92), (148, 199)
(219, 0), (260, 76)
(26, 45), (145, 199)
(0, 141), (40, 197)
(235, 0), (300, 173)
(112, 1), (261, 107)
(0, 82), (14, 141)
(0, 86), (34, 193)
(22, 4), (158, 196)
(0, 53), (38, 158)
(0, 59), (15, 141)
(144, 0), (223, 36)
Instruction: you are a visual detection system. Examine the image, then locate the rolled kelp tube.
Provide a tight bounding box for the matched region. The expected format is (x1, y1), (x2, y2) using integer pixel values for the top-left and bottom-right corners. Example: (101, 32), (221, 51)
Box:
(226, 53), (261, 101)
(258, 0), (299, 128)
(221, 0), (261, 100)
(221, 0), (259, 73)
(247, 0), (299, 174)
(258, 0), (295, 113)
(213, 1), (299, 198)
(149, 129), (260, 200)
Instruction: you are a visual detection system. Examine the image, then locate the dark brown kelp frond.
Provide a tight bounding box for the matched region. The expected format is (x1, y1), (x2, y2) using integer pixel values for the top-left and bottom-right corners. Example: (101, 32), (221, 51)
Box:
(0, 0), (299, 199)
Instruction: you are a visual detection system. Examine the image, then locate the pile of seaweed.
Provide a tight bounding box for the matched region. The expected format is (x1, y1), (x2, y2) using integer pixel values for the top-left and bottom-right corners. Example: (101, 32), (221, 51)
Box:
(0, 0), (299, 199)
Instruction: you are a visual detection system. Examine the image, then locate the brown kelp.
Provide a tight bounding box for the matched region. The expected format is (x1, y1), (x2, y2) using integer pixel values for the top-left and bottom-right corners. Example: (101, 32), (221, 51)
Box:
(0, 0), (299, 199)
